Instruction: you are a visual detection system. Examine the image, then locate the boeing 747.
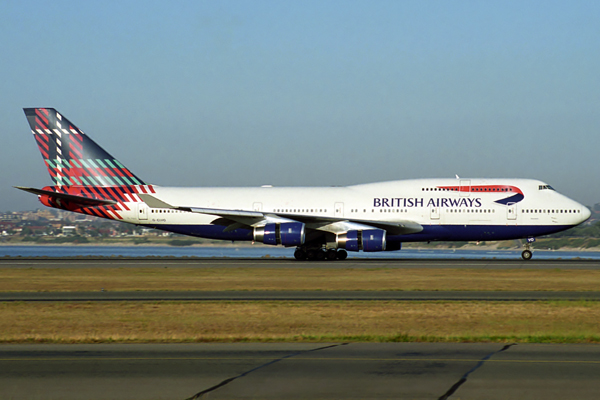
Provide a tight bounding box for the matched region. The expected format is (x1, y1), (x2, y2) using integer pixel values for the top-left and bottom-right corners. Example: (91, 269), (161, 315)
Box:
(16, 108), (591, 260)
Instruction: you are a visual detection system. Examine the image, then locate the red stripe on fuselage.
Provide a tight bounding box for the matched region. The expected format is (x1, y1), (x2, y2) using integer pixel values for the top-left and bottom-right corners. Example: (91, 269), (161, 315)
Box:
(437, 185), (523, 195)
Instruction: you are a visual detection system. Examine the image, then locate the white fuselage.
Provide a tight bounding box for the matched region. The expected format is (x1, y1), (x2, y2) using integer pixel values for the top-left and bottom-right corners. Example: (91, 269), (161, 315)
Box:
(117, 178), (590, 243)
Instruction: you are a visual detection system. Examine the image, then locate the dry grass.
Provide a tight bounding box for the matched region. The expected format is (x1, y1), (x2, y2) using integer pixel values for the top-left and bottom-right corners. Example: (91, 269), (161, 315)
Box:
(1, 267), (600, 292)
(1, 301), (599, 343)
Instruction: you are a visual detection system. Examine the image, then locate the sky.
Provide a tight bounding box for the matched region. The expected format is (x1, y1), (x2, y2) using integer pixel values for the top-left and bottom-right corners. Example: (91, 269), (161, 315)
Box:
(1, 0), (599, 211)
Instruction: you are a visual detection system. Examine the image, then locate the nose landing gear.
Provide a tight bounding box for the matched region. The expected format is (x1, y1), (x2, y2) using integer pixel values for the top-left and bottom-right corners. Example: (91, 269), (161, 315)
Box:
(521, 237), (535, 260)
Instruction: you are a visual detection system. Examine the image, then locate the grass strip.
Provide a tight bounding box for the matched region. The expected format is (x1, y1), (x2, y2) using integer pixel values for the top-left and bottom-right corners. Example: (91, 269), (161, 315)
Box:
(1, 300), (599, 344)
(2, 267), (600, 292)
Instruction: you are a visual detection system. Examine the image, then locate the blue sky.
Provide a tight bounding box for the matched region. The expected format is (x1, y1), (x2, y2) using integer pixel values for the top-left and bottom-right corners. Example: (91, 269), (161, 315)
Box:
(2, 0), (599, 211)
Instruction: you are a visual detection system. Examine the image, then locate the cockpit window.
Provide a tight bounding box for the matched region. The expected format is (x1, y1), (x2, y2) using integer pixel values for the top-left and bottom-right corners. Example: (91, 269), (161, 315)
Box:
(538, 185), (555, 191)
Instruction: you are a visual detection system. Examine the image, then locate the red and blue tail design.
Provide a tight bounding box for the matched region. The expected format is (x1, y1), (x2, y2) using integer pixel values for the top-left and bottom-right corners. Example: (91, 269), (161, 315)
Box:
(23, 108), (146, 187)
(20, 108), (154, 221)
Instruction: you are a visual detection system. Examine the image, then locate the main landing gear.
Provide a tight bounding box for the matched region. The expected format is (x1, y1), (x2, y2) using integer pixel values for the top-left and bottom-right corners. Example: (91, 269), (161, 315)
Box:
(521, 237), (535, 260)
(294, 248), (348, 261)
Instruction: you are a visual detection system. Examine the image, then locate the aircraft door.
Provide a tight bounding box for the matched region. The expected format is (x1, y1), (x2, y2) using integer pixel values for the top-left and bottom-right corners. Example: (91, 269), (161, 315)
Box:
(137, 203), (148, 221)
(253, 202), (263, 212)
(459, 179), (471, 197)
(507, 203), (517, 220)
(430, 207), (440, 220)
(335, 202), (344, 218)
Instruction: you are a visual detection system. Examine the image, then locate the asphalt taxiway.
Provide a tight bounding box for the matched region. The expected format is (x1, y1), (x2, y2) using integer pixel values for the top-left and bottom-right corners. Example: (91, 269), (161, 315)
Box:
(1, 343), (599, 400)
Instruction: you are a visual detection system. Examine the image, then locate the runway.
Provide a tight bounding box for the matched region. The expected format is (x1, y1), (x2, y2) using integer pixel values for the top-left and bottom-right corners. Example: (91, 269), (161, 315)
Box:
(2, 257), (600, 269)
(2, 290), (600, 302)
(1, 343), (599, 400)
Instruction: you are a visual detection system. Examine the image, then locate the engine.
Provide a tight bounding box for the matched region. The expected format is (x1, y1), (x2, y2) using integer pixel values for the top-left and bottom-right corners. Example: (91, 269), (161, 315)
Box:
(337, 229), (387, 252)
(254, 222), (305, 246)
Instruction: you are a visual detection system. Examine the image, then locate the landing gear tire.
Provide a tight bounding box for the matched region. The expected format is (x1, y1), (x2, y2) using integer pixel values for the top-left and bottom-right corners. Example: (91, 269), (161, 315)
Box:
(315, 249), (326, 261)
(294, 249), (307, 261)
(521, 250), (533, 260)
(326, 249), (338, 261)
(297, 248), (348, 261)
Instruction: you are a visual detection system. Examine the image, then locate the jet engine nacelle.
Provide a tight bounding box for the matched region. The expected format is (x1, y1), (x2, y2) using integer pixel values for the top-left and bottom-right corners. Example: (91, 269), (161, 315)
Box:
(337, 229), (387, 252)
(254, 222), (305, 246)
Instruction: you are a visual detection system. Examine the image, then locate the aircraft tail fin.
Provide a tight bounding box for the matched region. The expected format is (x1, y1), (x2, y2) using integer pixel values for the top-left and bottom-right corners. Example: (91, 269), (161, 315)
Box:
(23, 108), (146, 187)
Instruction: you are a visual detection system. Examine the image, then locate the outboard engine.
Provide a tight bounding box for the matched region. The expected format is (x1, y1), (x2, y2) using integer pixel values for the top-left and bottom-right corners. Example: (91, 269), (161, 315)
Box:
(337, 229), (386, 252)
(254, 222), (305, 246)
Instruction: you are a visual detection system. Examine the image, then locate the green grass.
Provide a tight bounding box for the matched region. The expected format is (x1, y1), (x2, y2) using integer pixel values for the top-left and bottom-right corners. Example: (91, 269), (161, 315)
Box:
(3, 267), (600, 292)
(2, 300), (600, 344)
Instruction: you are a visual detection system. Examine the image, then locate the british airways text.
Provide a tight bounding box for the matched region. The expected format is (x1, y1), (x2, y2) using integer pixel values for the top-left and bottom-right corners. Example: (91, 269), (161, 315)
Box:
(373, 197), (482, 208)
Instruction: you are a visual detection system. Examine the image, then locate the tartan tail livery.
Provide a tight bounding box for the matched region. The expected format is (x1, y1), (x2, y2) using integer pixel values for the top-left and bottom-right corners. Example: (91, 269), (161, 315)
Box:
(17, 108), (590, 261)
(17, 108), (155, 220)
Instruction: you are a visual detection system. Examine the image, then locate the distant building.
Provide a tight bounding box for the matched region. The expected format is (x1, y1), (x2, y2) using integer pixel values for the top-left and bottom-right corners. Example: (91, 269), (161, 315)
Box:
(62, 226), (77, 236)
(0, 222), (16, 231)
(0, 212), (21, 222)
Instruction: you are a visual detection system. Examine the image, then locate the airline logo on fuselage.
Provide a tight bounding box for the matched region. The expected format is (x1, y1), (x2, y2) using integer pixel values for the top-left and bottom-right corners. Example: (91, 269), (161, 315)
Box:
(374, 185), (525, 209)
(437, 185), (525, 205)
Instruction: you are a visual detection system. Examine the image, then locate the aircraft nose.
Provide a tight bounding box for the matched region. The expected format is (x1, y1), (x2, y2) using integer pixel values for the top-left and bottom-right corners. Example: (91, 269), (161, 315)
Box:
(581, 206), (592, 222)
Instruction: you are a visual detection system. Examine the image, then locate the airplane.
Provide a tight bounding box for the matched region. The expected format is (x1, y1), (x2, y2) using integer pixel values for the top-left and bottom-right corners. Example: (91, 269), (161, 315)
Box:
(16, 108), (591, 261)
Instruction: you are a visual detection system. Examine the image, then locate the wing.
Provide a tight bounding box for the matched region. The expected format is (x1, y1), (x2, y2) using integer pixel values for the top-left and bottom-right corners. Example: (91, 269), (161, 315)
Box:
(137, 194), (422, 235)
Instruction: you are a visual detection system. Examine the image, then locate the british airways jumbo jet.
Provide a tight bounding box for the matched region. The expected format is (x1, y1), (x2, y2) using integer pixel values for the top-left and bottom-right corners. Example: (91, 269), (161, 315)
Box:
(16, 108), (591, 260)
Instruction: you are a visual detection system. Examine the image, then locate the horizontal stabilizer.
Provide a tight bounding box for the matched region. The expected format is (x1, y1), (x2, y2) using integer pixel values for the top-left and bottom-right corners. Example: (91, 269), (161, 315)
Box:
(15, 186), (117, 207)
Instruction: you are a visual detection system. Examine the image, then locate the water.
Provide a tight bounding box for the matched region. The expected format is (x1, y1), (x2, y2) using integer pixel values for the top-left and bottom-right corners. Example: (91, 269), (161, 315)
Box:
(1, 245), (600, 260)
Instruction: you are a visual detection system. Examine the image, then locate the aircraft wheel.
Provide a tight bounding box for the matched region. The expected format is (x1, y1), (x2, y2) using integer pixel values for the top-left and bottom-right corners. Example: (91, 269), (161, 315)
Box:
(294, 249), (307, 261)
(326, 249), (338, 261)
(521, 250), (533, 260)
(306, 249), (317, 261)
(315, 249), (326, 261)
(337, 249), (348, 260)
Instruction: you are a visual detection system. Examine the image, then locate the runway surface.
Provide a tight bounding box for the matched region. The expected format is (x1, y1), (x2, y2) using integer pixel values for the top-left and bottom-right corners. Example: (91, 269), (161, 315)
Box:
(2, 290), (600, 302)
(1, 343), (599, 400)
(2, 257), (600, 269)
